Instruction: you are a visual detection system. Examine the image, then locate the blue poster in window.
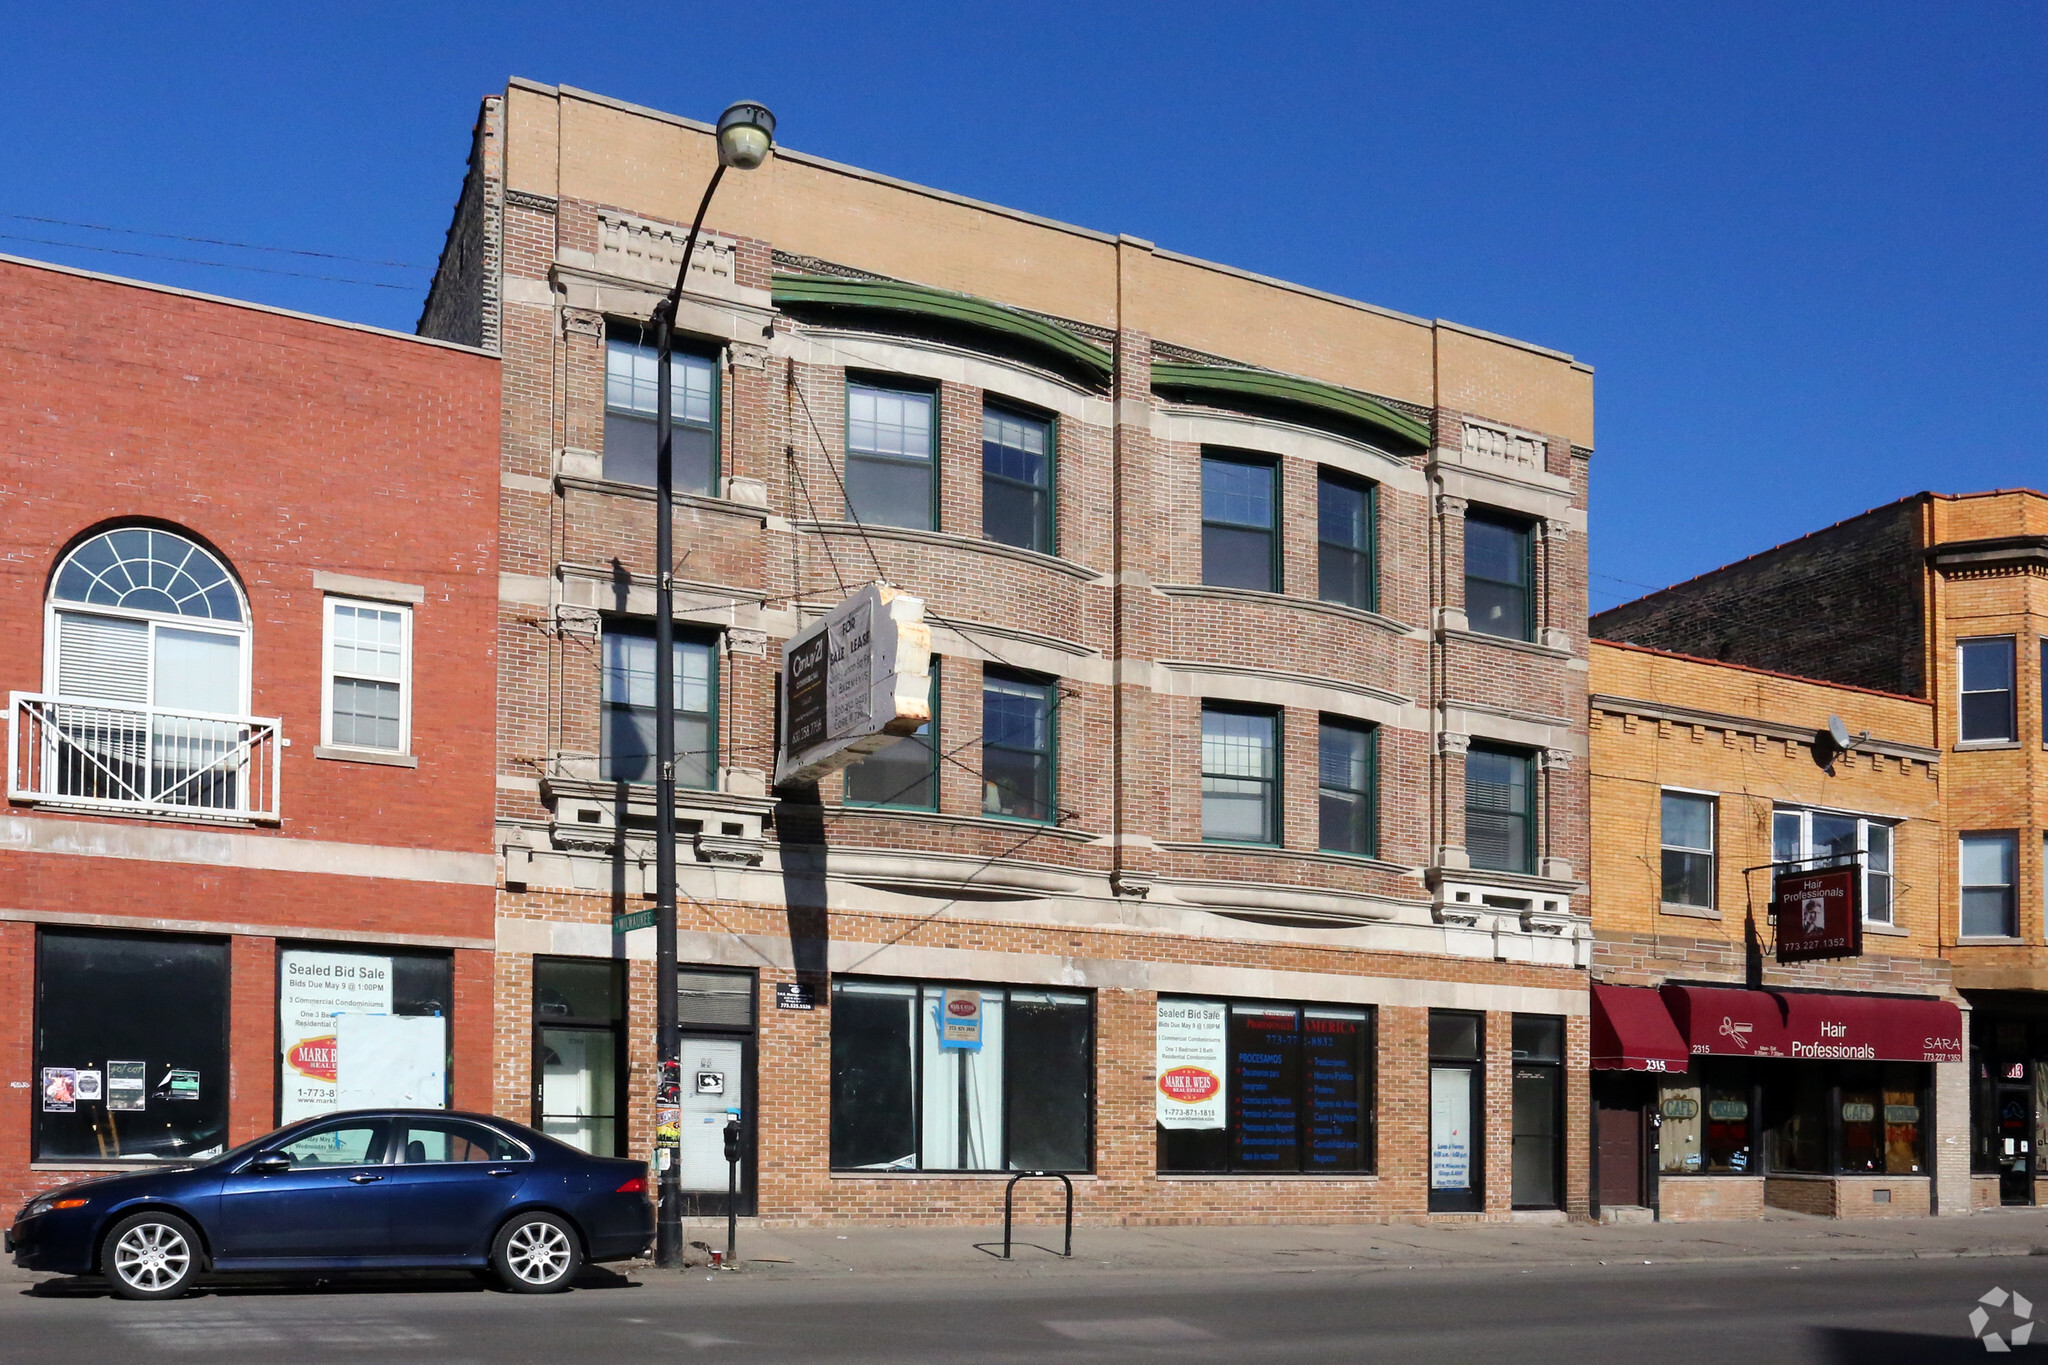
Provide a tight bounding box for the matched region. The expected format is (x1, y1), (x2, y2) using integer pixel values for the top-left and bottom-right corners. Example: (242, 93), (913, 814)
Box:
(1229, 1007), (1300, 1168)
(1304, 1010), (1366, 1170)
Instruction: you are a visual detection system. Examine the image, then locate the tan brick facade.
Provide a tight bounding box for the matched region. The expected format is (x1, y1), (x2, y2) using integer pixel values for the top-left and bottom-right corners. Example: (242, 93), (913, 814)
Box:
(426, 80), (1597, 1225)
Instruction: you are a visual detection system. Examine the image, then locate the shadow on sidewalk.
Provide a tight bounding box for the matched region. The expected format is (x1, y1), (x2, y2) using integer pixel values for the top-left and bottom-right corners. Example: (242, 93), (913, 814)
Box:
(1813, 1327), (2045, 1362)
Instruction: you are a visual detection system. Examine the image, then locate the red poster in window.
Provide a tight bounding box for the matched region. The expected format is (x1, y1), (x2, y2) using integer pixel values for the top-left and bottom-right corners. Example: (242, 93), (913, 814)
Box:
(1774, 865), (1863, 963)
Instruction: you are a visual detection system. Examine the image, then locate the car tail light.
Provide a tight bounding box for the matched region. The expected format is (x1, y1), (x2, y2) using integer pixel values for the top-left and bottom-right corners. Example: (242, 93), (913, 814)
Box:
(615, 1175), (647, 1195)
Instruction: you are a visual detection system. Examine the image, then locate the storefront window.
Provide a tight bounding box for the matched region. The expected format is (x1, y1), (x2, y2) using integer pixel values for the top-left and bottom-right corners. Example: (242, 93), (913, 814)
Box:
(830, 981), (1092, 1172)
(278, 945), (452, 1124)
(533, 957), (624, 1156)
(1765, 1065), (1830, 1173)
(1658, 1059), (1755, 1175)
(36, 930), (230, 1162)
(1156, 998), (1375, 1175)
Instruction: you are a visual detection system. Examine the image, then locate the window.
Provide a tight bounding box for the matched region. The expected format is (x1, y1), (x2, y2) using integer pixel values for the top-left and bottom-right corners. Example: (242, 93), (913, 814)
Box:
(277, 1120), (388, 1167)
(393, 1118), (527, 1164)
(1757, 1062), (1928, 1176)
(1657, 1059), (1756, 1176)
(844, 659), (939, 809)
(1961, 832), (2018, 937)
(1660, 790), (1716, 909)
(982, 669), (1055, 822)
(1464, 512), (1533, 641)
(847, 382), (935, 529)
(322, 599), (410, 753)
(277, 946), (452, 1123)
(1317, 471), (1375, 611)
(601, 622), (717, 788)
(604, 329), (717, 493)
(43, 527), (251, 811)
(1201, 453), (1277, 592)
(1318, 718), (1377, 856)
(1511, 1016), (1564, 1209)
(1465, 744), (1535, 873)
(982, 406), (1053, 553)
(35, 929), (230, 1161)
(1773, 808), (1898, 925)
(830, 981), (1093, 1172)
(1155, 998), (1375, 1175)
(534, 957), (624, 1156)
(1202, 705), (1279, 844)
(1959, 638), (2017, 742)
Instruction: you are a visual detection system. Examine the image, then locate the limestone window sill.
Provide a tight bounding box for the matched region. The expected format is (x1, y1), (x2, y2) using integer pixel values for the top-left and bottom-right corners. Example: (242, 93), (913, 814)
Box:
(1659, 902), (1721, 920)
(1862, 921), (1910, 937)
(1953, 740), (2021, 752)
(315, 746), (420, 768)
(1956, 936), (2026, 945)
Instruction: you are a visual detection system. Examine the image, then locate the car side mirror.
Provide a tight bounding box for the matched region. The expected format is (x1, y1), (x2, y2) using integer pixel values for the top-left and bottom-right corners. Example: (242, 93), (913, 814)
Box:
(249, 1152), (291, 1174)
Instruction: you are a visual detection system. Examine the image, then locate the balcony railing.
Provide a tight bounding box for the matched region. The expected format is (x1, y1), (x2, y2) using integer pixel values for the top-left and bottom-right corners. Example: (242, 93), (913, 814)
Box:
(8, 692), (281, 823)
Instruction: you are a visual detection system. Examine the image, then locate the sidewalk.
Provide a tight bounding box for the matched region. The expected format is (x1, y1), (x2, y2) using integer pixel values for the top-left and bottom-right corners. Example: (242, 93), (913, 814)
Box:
(659, 1208), (2048, 1282)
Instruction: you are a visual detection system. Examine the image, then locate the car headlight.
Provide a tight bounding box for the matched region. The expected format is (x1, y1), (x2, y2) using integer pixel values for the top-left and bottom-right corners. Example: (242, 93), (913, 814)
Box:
(22, 1197), (54, 1220)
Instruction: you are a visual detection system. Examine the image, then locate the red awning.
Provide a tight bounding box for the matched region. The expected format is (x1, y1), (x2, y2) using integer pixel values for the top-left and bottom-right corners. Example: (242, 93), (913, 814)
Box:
(1591, 983), (1691, 1072)
(1660, 984), (1963, 1064)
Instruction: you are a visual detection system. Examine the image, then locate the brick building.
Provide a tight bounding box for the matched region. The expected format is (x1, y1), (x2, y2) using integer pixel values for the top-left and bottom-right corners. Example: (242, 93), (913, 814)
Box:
(1595, 489), (2048, 1210)
(0, 256), (500, 1208)
(1585, 640), (1961, 1220)
(421, 79), (1596, 1225)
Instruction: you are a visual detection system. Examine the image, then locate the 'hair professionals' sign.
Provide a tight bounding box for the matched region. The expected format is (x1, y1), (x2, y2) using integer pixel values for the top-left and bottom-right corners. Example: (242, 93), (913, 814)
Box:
(775, 582), (930, 787)
(1774, 864), (1862, 963)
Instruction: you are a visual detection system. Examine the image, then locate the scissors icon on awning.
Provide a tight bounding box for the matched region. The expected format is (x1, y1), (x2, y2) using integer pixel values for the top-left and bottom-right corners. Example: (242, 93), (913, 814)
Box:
(1719, 1017), (1753, 1049)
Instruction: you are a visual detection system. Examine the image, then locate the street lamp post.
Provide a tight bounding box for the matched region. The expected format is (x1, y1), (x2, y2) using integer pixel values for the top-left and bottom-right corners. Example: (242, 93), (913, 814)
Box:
(652, 100), (776, 1271)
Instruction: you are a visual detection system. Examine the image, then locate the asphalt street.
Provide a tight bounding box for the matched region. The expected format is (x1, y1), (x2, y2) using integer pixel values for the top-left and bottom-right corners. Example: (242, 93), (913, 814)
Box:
(3, 1253), (2043, 1363)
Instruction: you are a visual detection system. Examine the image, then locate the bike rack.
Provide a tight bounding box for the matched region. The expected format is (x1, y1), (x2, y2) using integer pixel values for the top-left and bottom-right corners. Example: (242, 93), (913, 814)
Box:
(1001, 1170), (1073, 1260)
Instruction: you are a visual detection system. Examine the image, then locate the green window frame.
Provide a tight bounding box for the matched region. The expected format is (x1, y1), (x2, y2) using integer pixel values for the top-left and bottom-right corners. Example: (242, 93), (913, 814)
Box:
(1202, 703), (1281, 845)
(600, 620), (718, 789)
(1316, 470), (1376, 612)
(1465, 743), (1535, 874)
(981, 667), (1056, 823)
(1317, 717), (1377, 857)
(843, 659), (941, 810)
(1200, 452), (1279, 593)
(982, 403), (1055, 554)
(846, 380), (937, 531)
(1464, 511), (1534, 642)
(603, 324), (720, 495)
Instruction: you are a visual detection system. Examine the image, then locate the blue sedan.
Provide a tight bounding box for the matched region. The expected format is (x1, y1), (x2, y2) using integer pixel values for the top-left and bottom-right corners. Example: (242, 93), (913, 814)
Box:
(6, 1109), (653, 1299)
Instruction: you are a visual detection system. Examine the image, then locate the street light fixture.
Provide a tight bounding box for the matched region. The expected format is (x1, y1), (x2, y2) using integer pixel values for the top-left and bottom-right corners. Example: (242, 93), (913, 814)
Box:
(651, 99), (775, 1271)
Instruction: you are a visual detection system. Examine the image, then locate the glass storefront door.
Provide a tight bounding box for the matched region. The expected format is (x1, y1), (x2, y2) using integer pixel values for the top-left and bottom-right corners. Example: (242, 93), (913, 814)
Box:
(1511, 1016), (1563, 1209)
(1429, 1011), (1485, 1213)
(532, 958), (624, 1156)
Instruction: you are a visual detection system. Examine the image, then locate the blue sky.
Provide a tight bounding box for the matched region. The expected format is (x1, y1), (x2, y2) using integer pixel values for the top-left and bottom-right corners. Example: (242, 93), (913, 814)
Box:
(4, 3), (2042, 610)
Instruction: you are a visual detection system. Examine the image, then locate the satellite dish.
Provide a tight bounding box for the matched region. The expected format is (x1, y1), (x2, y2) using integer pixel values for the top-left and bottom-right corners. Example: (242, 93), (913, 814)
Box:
(1827, 715), (1852, 750)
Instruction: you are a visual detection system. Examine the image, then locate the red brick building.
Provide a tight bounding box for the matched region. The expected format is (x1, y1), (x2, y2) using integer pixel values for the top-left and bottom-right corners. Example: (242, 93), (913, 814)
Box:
(0, 255), (500, 1207)
(423, 81), (1596, 1224)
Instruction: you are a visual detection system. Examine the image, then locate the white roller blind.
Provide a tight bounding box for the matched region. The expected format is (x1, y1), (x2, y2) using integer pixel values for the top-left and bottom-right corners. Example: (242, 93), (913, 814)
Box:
(55, 612), (148, 704)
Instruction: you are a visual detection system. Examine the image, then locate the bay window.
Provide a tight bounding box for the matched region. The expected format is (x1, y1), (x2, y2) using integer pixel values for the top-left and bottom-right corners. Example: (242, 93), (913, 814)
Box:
(847, 382), (936, 530)
(1202, 704), (1279, 844)
(1201, 452), (1277, 592)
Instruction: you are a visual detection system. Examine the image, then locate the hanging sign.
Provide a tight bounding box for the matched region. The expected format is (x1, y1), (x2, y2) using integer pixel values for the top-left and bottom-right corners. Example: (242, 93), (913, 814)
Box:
(1155, 999), (1227, 1130)
(938, 989), (982, 1051)
(775, 583), (931, 787)
(1774, 865), (1862, 963)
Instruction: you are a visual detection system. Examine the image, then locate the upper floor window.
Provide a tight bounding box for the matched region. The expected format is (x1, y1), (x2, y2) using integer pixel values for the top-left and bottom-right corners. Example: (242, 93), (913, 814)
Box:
(1464, 512), (1533, 642)
(604, 329), (718, 495)
(1201, 453), (1277, 592)
(1774, 808), (1896, 926)
(981, 668), (1055, 822)
(982, 406), (1054, 554)
(1318, 717), (1377, 857)
(1959, 637), (2016, 743)
(1317, 471), (1375, 612)
(600, 622), (716, 788)
(847, 383), (935, 530)
(47, 527), (248, 716)
(1660, 790), (1716, 910)
(1465, 743), (1534, 873)
(1960, 832), (2017, 938)
(844, 660), (940, 810)
(323, 599), (411, 754)
(1202, 704), (1279, 844)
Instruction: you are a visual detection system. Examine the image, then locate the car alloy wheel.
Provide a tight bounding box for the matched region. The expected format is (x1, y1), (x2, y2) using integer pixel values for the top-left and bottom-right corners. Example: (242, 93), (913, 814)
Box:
(105, 1213), (200, 1300)
(493, 1213), (581, 1293)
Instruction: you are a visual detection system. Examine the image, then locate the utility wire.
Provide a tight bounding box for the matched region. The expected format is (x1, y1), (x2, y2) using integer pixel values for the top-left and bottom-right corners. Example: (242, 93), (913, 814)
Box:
(2, 213), (431, 268)
(0, 232), (417, 291)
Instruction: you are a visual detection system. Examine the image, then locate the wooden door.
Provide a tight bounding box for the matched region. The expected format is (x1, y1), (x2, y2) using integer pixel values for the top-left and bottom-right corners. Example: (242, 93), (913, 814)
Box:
(1597, 1101), (1643, 1208)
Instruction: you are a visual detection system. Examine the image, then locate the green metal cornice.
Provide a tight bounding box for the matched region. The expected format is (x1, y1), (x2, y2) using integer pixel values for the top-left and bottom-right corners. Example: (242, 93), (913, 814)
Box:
(1149, 362), (1431, 449)
(770, 274), (1112, 381)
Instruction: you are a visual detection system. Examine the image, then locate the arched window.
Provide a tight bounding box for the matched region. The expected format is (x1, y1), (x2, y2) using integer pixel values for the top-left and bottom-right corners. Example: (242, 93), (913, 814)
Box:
(46, 527), (249, 715)
(28, 527), (258, 814)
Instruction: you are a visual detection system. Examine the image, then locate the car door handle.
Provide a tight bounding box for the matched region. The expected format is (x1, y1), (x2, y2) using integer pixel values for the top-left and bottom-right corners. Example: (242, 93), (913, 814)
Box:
(348, 1173), (384, 1184)
(487, 1167), (517, 1178)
